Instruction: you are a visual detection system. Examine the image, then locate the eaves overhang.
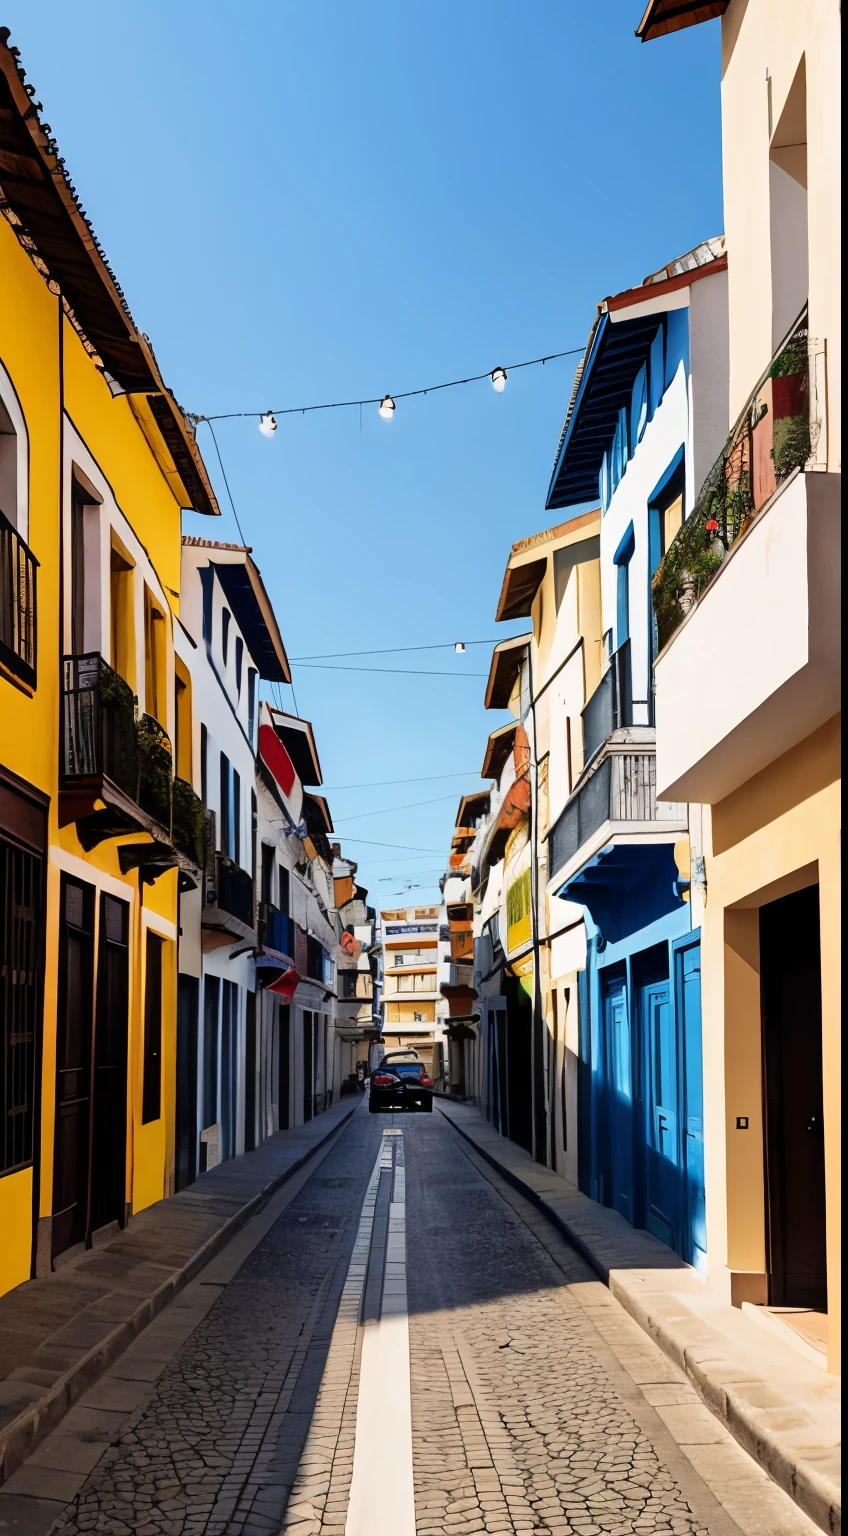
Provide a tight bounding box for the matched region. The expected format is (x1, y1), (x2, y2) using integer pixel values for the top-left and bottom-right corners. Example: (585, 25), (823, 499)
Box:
(546, 310), (661, 511)
(208, 556), (291, 683)
(481, 722), (518, 781)
(269, 710), (323, 786)
(636, 0), (728, 42)
(495, 556), (547, 623)
(484, 634), (530, 711)
(0, 34), (220, 518)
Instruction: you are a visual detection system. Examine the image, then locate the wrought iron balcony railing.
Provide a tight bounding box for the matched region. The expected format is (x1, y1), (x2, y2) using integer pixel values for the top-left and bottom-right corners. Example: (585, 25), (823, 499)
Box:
(213, 851), (255, 928)
(581, 640), (632, 765)
(172, 777), (205, 867)
(0, 509), (38, 689)
(261, 903), (294, 957)
(549, 733), (686, 877)
(653, 308), (822, 651)
(62, 653), (138, 798)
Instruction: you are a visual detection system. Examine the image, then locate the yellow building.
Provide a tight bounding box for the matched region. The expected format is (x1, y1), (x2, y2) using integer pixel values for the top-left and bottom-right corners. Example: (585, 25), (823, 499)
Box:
(0, 37), (219, 1297)
(641, 0), (841, 1373)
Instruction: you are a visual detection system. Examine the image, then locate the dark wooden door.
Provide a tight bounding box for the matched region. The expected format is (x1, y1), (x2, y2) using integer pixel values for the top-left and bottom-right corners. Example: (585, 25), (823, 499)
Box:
(89, 893), (129, 1235)
(220, 980), (237, 1161)
(504, 974), (532, 1154)
(175, 975), (199, 1191)
(761, 884), (827, 1309)
(302, 1010), (314, 1122)
(277, 1002), (290, 1130)
(53, 876), (95, 1259)
(244, 990), (257, 1152)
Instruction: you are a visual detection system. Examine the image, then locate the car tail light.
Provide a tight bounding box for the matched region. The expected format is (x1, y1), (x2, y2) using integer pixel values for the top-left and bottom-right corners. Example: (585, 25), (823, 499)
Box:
(372, 1073), (396, 1086)
(419, 1076), (432, 1087)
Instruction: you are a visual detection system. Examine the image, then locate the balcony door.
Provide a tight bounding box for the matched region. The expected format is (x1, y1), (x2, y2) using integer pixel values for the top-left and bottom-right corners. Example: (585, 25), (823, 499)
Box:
(761, 884), (827, 1309)
(175, 975), (199, 1191)
(640, 978), (678, 1251)
(90, 894), (130, 1236)
(53, 876), (95, 1259)
(601, 971), (633, 1223)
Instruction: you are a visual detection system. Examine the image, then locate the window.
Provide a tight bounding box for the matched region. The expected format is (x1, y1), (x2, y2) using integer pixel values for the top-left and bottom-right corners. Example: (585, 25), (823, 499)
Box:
(219, 752), (231, 855)
(247, 669), (257, 744)
(70, 482), (88, 656)
(649, 325), (665, 415)
(0, 384), (36, 684)
(0, 367), (27, 536)
(203, 975), (220, 1128)
(631, 364), (648, 447)
(109, 541), (134, 685)
(233, 769), (241, 866)
(221, 608), (231, 666)
(278, 866), (290, 917)
(201, 568), (213, 645)
(142, 932), (163, 1123)
(200, 724), (208, 807)
(235, 636), (244, 695)
(144, 587), (166, 725)
(174, 660), (192, 781)
(261, 843), (275, 907)
(0, 835), (41, 1173)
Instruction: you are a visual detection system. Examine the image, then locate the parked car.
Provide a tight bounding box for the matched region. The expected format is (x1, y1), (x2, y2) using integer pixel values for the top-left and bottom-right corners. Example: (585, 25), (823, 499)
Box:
(368, 1049), (433, 1113)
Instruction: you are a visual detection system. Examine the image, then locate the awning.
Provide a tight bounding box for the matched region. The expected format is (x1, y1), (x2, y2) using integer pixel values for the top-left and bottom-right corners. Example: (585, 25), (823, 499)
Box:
(269, 712), (323, 786)
(484, 635), (530, 711)
(304, 793), (334, 835)
(259, 723), (296, 798)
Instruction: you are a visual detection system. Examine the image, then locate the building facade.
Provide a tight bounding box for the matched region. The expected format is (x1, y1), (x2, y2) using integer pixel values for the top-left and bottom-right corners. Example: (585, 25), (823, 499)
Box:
(640, 0), (841, 1371)
(377, 905), (446, 1080)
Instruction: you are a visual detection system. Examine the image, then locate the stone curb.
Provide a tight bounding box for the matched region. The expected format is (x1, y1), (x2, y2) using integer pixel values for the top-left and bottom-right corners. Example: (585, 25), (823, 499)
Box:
(439, 1104), (840, 1536)
(0, 1104), (356, 1487)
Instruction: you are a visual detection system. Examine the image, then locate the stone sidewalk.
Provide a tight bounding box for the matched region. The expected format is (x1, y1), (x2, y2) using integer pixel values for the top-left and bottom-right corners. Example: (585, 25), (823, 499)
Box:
(437, 1099), (841, 1536)
(0, 1097), (358, 1488)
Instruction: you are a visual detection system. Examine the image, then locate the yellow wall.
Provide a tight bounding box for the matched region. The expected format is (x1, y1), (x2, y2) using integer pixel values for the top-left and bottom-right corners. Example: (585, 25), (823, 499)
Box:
(700, 715), (841, 1372)
(0, 209), (187, 1295)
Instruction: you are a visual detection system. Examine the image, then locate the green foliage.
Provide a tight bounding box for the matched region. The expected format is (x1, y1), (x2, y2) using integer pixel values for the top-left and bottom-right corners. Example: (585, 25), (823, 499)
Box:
(172, 775), (204, 864)
(769, 333), (808, 378)
(772, 414), (811, 480)
(506, 867), (531, 929)
(137, 712), (172, 830)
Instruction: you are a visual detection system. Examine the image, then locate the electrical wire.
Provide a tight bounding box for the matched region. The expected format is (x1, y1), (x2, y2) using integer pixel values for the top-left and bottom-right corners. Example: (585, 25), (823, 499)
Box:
(335, 792), (459, 825)
(203, 420), (248, 546)
(335, 837), (442, 851)
(294, 662), (487, 678)
(290, 640), (498, 661)
(190, 347), (584, 425)
(322, 770), (480, 791)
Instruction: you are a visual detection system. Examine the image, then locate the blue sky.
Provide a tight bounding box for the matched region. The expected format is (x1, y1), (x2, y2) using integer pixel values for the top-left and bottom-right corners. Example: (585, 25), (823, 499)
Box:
(6, 2), (722, 905)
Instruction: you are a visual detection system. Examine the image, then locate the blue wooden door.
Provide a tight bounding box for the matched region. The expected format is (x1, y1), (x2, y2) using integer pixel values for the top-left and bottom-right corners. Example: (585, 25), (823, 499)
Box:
(678, 941), (706, 1273)
(642, 980), (679, 1251)
(602, 978), (633, 1223)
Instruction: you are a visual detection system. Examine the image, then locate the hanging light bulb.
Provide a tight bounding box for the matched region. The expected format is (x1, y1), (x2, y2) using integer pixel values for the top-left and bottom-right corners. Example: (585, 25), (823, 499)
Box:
(379, 395), (396, 420)
(491, 367), (507, 393)
(454, 641), (466, 654)
(259, 412), (277, 438)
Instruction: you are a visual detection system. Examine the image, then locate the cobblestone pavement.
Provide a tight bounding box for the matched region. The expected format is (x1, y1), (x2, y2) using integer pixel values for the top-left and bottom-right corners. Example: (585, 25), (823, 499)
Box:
(4, 1106), (819, 1535)
(48, 1113), (381, 1536)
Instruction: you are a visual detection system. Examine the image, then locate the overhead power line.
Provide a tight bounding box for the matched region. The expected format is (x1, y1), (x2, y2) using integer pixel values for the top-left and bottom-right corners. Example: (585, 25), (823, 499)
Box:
(322, 770), (480, 791)
(335, 793), (458, 825)
(188, 347), (583, 426)
(290, 640), (498, 661)
(294, 662), (487, 677)
(335, 837), (442, 852)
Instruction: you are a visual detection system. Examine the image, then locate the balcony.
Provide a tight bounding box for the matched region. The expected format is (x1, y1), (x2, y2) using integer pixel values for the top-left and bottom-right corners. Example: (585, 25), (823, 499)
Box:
(581, 641), (632, 763)
(653, 317), (839, 803)
(202, 848), (256, 951)
(549, 730), (687, 943)
(0, 509), (38, 689)
(60, 653), (204, 885)
(259, 903), (294, 961)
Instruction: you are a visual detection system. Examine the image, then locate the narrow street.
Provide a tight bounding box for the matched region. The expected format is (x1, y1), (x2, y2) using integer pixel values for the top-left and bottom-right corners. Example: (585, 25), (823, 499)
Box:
(2, 1108), (816, 1536)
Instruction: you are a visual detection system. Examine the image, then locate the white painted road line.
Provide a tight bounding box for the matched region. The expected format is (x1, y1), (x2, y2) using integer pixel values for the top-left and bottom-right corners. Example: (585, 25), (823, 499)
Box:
(346, 1129), (416, 1536)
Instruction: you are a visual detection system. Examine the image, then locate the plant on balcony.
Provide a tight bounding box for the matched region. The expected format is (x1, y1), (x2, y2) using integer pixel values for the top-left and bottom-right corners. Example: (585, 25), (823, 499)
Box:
(172, 776), (204, 865)
(653, 310), (813, 651)
(137, 713), (172, 830)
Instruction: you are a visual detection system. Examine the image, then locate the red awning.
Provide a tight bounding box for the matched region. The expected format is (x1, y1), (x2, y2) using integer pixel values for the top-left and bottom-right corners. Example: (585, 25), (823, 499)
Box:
(259, 722), (296, 798)
(267, 966), (300, 1001)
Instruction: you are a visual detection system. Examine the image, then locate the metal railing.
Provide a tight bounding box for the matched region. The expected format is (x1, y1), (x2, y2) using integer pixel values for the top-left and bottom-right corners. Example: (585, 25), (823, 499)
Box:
(213, 851), (255, 927)
(581, 640), (631, 764)
(0, 509), (37, 688)
(62, 653), (138, 798)
(549, 736), (685, 876)
(261, 903), (293, 957)
(653, 308), (820, 651)
(172, 777), (205, 866)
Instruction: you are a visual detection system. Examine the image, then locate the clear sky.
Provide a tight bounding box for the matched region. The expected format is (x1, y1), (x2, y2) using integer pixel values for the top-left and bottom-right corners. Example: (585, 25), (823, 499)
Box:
(5, 2), (723, 906)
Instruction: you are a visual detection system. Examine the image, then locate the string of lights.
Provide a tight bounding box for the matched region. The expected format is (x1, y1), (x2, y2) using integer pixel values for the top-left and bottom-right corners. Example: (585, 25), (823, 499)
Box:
(294, 662), (487, 678)
(188, 346), (583, 436)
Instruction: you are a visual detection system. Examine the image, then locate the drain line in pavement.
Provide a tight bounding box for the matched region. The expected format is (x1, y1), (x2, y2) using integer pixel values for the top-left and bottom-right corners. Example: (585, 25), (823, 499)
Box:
(280, 1127), (415, 1536)
(346, 1128), (415, 1536)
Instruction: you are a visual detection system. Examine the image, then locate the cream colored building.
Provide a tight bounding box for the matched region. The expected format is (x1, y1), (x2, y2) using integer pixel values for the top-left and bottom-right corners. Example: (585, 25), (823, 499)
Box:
(377, 905), (445, 1079)
(641, 0), (841, 1373)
